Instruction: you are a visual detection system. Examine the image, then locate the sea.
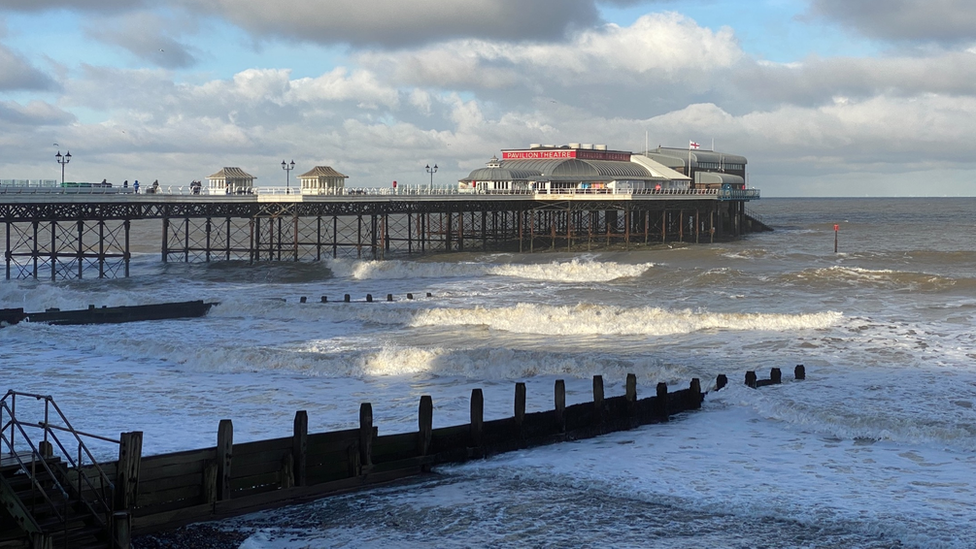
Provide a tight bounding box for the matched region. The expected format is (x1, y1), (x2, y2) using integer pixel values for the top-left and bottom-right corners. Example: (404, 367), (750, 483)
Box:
(2, 197), (975, 548)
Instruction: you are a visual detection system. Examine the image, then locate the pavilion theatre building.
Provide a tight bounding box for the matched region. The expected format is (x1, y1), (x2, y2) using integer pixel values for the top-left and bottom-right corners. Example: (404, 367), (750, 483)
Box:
(459, 143), (749, 194)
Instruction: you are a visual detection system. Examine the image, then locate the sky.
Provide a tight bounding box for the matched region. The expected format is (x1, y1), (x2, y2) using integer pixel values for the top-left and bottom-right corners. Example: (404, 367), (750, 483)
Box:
(1, 0), (975, 197)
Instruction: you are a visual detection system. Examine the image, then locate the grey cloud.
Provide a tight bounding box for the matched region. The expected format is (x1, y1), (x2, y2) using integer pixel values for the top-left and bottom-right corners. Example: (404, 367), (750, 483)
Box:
(0, 0), (143, 12)
(0, 100), (74, 125)
(807, 0), (976, 44)
(0, 45), (56, 91)
(183, 0), (605, 48)
(84, 13), (198, 69)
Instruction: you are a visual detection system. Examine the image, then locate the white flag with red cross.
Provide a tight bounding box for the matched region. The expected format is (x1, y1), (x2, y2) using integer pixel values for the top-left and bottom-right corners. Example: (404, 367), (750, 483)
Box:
(689, 141), (700, 149)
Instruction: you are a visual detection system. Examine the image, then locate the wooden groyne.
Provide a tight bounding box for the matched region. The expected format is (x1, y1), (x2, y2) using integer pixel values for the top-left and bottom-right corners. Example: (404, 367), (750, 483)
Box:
(0, 367), (803, 548)
(0, 300), (215, 327)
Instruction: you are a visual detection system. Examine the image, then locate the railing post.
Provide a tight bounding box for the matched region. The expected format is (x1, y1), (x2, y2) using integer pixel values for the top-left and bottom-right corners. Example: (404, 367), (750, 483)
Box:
(292, 411), (307, 487)
(216, 419), (233, 501)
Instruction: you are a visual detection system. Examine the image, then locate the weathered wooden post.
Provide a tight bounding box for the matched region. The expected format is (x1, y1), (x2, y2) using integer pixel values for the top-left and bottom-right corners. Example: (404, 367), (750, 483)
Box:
(366, 294), (373, 302)
(280, 453), (294, 490)
(216, 419), (233, 501)
(321, 296), (328, 303)
(625, 374), (637, 416)
(554, 380), (566, 432)
(112, 510), (130, 549)
(745, 371), (757, 388)
(592, 375), (604, 424)
(407, 293), (414, 300)
(656, 382), (669, 422)
(115, 431), (142, 511)
(716, 374), (728, 391)
(344, 294), (350, 303)
(418, 395), (433, 471)
(38, 440), (53, 459)
(689, 378), (702, 410)
(114, 430), (141, 549)
(387, 294), (393, 302)
(292, 411), (307, 487)
(514, 383), (526, 438)
(470, 389), (484, 450)
(795, 364), (806, 380)
(359, 403), (373, 474)
(299, 296), (307, 303)
(770, 368), (782, 384)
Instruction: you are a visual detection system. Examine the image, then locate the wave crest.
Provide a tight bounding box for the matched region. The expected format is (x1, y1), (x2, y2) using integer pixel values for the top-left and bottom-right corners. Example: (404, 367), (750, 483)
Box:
(410, 303), (842, 336)
(326, 258), (652, 283)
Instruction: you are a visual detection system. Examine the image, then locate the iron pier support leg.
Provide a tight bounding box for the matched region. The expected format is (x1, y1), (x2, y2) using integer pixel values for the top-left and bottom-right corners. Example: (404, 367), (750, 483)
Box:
(161, 217), (169, 263)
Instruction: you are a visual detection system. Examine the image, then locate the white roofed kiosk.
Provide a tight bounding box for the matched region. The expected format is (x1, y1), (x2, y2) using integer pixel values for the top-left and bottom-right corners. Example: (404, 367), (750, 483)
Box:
(298, 166), (348, 195)
(206, 167), (256, 195)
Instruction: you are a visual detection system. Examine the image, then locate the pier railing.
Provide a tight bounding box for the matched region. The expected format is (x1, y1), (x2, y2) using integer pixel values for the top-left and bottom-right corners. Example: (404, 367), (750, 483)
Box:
(0, 182), (760, 200)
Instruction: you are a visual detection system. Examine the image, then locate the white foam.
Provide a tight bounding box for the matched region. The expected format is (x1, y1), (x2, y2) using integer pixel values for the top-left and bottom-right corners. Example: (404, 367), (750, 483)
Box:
(410, 303), (843, 336)
(325, 257), (653, 283)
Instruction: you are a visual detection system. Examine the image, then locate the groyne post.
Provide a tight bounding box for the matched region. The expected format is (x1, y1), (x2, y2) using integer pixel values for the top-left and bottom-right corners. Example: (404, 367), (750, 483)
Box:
(655, 382), (669, 422)
(554, 380), (566, 432)
(470, 389), (484, 451)
(745, 371), (757, 388)
(216, 419), (233, 501)
(625, 374), (637, 416)
(770, 368), (782, 384)
(293, 411), (308, 487)
(514, 383), (526, 439)
(689, 378), (702, 410)
(418, 396), (433, 471)
(115, 431), (143, 511)
(795, 364), (806, 380)
(716, 374), (728, 391)
(358, 403), (373, 474)
(592, 375), (605, 424)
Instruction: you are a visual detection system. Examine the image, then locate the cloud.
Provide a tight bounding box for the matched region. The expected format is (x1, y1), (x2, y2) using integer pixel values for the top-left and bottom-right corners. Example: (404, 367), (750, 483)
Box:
(180, 0), (606, 48)
(807, 0), (976, 45)
(0, 44), (57, 90)
(84, 12), (198, 69)
(0, 0), (144, 12)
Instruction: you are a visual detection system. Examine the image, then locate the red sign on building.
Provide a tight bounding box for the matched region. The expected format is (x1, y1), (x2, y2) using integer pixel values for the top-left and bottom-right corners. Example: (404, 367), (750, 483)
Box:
(501, 149), (631, 162)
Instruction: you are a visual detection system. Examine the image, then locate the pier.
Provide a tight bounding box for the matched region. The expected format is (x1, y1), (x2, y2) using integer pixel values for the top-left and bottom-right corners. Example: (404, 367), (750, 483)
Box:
(0, 186), (764, 281)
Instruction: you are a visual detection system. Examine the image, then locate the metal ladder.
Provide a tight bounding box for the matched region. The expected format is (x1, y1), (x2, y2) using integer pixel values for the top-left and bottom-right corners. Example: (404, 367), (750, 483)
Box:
(0, 390), (121, 548)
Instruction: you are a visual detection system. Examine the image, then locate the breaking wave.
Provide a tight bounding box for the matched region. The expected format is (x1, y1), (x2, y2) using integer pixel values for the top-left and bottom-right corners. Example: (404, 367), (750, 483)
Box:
(409, 303), (842, 336)
(325, 257), (653, 283)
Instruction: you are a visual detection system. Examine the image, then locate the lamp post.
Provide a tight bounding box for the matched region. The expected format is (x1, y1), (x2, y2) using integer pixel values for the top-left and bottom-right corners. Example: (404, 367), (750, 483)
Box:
(425, 163), (438, 193)
(55, 150), (71, 185)
(281, 159), (295, 194)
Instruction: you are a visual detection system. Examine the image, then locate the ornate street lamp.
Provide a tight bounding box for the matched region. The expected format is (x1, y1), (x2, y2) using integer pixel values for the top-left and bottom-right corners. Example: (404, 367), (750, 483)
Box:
(282, 159), (295, 194)
(425, 163), (438, 192)
(55, 150), (71, 185)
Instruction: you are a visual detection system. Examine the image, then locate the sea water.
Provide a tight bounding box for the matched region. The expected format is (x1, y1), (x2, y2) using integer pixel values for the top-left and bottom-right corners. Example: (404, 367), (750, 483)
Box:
(2, 197), (974, 548)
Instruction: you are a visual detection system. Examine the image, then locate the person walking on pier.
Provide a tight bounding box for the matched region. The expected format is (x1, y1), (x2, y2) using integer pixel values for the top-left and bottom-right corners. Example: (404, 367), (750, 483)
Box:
(133, 180), (140, 193)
